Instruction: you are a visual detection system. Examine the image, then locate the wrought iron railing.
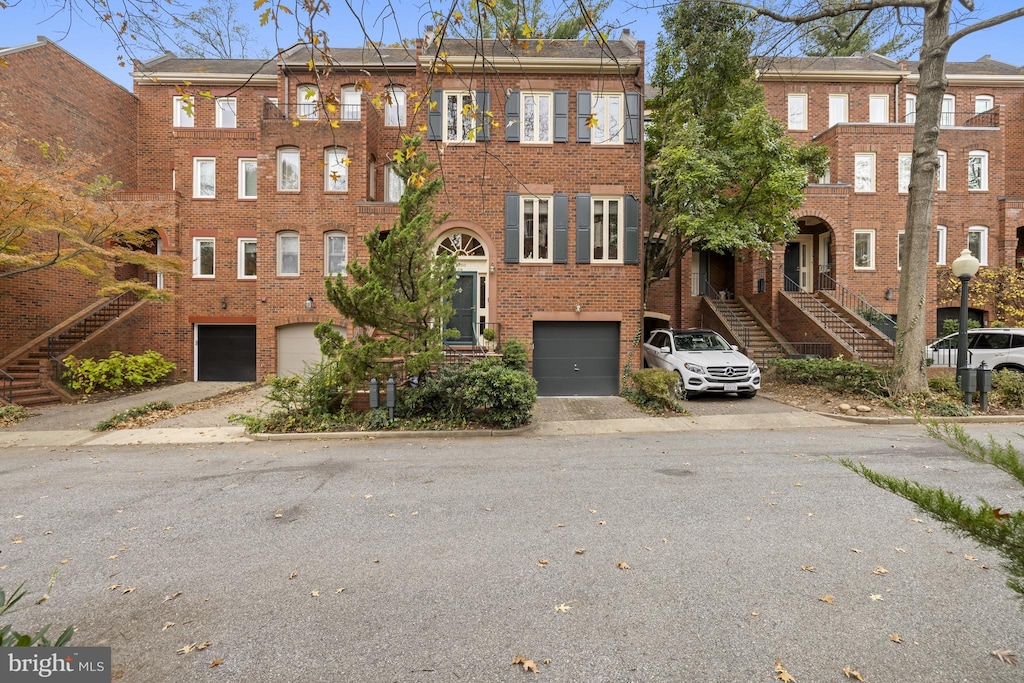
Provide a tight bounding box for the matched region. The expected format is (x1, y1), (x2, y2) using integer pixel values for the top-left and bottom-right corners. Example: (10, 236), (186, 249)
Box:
(0, 367), (12, 404)
(900, 108), (999, 128)
(50, 357), (70, 391)
(47, 292), (141, 361)
(699, 277), (751, 349)
(752, 265), (768, 294)
(924, 337), (971, 368)
(818, 273), (896, 340)
(262, 101), (361, 122)
(781, 275), (869, 356)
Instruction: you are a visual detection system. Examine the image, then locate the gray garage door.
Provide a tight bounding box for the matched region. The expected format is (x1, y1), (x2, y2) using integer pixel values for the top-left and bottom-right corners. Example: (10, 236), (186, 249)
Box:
(277, 323), (346, 376)
(533, 321), (620, 396)
(196, 325), (256, 381)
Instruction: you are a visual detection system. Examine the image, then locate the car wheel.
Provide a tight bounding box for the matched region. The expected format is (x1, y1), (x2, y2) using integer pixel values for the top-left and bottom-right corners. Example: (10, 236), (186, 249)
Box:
(995, 365), (1024, 374)
(738, 390), (757, 399)
(673, 372), (687, 400)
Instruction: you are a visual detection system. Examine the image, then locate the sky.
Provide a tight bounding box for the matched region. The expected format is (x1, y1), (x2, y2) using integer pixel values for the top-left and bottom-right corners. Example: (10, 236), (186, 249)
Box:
(0, 0), (1021, 90)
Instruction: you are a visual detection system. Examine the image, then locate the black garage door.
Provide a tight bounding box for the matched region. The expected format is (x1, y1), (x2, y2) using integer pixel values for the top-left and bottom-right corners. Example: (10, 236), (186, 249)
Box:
(533, 321), (620, 396)
(197, 325), (256, 381)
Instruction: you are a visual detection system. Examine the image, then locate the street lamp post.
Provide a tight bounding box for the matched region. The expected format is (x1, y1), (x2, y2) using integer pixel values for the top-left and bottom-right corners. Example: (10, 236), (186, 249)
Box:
(950, 248), (981, 406)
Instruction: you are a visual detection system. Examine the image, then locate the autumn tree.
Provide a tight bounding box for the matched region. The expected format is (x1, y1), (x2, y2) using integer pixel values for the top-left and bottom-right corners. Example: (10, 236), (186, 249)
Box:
(720, 1), (1024, 397)
(132, 0), (270, 59)
(936, 266), (1024, 329)
(0, 129), (181, 297)
(321, 136), (456, 384)
(458, 0), (610, 39)
(800, 9), (913, 57)
(645, 0), (826, 302)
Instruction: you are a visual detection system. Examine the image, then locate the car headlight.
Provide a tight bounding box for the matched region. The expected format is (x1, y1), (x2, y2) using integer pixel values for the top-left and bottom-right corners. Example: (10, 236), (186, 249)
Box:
(682, 362), (706, 375)
(749, 363), (759, 374)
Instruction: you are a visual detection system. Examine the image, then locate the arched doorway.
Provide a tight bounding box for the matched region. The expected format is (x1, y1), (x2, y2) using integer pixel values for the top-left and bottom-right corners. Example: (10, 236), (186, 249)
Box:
(436, 229), (489, 345)
(785, 217), (835, 292)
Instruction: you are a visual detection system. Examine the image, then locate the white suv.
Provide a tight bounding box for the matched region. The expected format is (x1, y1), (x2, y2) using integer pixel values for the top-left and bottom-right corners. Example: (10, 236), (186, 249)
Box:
(926, 328), (1024, 371)
(643, 328), (761, 399)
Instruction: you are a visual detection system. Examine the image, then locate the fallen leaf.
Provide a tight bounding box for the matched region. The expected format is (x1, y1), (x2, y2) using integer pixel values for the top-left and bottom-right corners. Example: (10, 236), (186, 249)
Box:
(992, 508), (1012, 525)
(176, 644), (196, 655)
(842, 665), (866, 681)
(209, 659), (224, 668)
(35, 594), (48, 605)
(163, 526), (174, 531)
(589, 509), (597, 514)
(163, 591), (182, 602)
(870, 594), (883, 601)
(894, 547), (906, 553)
(196, 641), (212, 650)
(512, 654), (539, 673)
(273, 509), (283, 519)
(108, 555), (118, 560)
(617, 562), (631, 570)
(819, 594), (835, 605)
(161, 622), (175, 631)
(909, 517), (923, 524)
(107, 584), (122, 591)
(59, 558), (70, 565)
(310, 590), (320, 597)
(801, 565), (816, 572)
(643, 546), (652, 551)
(851, 548), (862, 554)
(992, 649), (1019, 665)
(542, 658), (552, 665)
(122, 586), (136, 594)
(289, 572), (298, 580)
(554, 523), (565, 528)
(364, 494), (373, 499)
(554, 603), (572, 613)
(964, 554), (977, 562)
(805, 512), (814, 517)
(598, 520), (607, 526)
(575, 548), (586, 554)
(537, 558), (549, 567)
(774, 657), (796, 682)
(335, 588), (345, 594)
(926, 528), (935, 533)
(11, 536), (24, 544)
(872, 566), (888, 575)
(751, 611), (759, 616)
(44, 531), (53, 535)
(410, 511), (419, 516)
(890, 633), (902, 644)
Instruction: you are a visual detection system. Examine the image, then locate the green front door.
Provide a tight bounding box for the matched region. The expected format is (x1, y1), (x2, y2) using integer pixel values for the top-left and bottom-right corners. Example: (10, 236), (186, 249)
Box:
(447, 273), (476, 344)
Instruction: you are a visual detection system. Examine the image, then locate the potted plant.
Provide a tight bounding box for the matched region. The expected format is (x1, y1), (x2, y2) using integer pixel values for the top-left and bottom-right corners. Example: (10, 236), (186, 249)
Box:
(482, 326), (497, 351)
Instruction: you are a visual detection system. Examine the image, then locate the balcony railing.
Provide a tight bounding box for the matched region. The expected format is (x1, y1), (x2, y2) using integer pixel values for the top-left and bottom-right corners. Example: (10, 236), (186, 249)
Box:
(262, 101), (362, 122)
(900, 108), (999, 128)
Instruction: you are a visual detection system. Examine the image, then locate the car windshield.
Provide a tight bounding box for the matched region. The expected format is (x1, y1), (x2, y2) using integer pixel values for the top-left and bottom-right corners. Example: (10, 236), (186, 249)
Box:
(673, 332), (731, 351)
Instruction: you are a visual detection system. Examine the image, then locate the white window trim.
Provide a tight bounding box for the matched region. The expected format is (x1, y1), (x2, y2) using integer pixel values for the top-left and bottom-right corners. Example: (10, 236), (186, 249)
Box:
(853, 230), (875, 271)
(968, 226), (989, 266)
(521, 91), (553, 144)
(340, 86), (361, 121)
(936, 150), (947, 191)
(238, 158), (257, 199)
(869, 94), (889, 123)
(193, 157), (216, 199)
(968, 150), (989, 191)
(173, 95), (194, 128)
(975, 95), (994, 113)
(854, 152), (875, 193)
(591, 92), (624, 145)
(297, 84), (319, 120)
(591, 196), (623, 263)
(936, 225), (947, 265)
(237, 238), (256, 279)
(897, 153), (912, 194)
(897, 230), (905, 271)
(904, 93), (916, 124)
(324, 147), (349, 192)
(385, 164), (404, 203)
(520, 195), (553, 263)
(216, 97), (237, 128)
(276, 231), (300, 276)
(384, 86), (406, 127)
(443, 90), (477, 143)
(324, 231), (348, 276)
(940, 94), (956, 127)
(828, 93), (849, 127)
(787, 93), (807, 131)
(193, 237), (215, 278)
(277, 147), (300, 192)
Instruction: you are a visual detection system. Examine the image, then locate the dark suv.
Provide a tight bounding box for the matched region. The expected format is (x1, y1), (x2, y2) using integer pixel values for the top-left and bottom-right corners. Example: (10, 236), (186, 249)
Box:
(926, 328), (1024, 371)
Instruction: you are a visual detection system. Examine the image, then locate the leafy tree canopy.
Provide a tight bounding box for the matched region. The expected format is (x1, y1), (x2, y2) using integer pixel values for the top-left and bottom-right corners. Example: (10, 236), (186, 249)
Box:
(800, 8), (913, 58)
(457, 0), (610, 40)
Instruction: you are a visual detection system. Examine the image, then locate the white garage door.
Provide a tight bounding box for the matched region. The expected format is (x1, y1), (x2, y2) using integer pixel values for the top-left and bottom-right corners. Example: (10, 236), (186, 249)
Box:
(276, 324), (344, 376)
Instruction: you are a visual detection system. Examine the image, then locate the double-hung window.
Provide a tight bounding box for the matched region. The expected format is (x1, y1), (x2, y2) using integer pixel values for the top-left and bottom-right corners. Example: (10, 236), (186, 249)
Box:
(853, 230), (875, 270)
(216, 97), (237, 128)
(787, 93), (807, 131)
(444, 91), (477, 143)
(277, 147), (300, 192)
(904, 93), (916, 124)
(897, 153), (913, 194)
(277, 231), (299, 276)
(193, 237), (215, 278)
(968, 150), (988, 191)
(384, 86), (406, 127)
(296, 85), (319, 120)
(968, 226), (989, 265)
(238, 238), (256, 279)
(521, 196), (551, 262)
(324, 147), (348, 192)
(385, 164), (404, 203)
(340, 86), (361, 121)
(193, 158), (216, 198)
(828, 94), (848, 127)
(868, 94), (889, 123)
(940, 94), (956, 127)
(173, 96), (195, 127)
(936, 225), (947, 265)
(854, 153), (875, 193)
(591, 197), (622, 262)
(591, 93), (623, 144)
(897, 231), (905, 270)
(521, 92), (552, 144)
(238, 158), (257, 199)
(324, 231), (347, 276)
(936, 150), (947, 191)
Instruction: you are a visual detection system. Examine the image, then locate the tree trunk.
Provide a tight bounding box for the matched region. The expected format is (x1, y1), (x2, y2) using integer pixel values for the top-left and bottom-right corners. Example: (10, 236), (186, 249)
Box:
(892, 0), (952, 396)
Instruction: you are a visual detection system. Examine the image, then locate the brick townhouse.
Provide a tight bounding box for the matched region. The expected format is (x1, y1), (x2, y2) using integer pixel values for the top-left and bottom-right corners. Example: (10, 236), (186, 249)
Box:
(0, 32), (646, 404)
(647, 52), (1024, 365)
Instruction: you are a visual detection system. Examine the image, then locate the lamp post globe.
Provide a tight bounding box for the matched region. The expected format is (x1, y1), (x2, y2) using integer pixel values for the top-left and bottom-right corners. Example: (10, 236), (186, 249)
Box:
(951, 249), (980, 406)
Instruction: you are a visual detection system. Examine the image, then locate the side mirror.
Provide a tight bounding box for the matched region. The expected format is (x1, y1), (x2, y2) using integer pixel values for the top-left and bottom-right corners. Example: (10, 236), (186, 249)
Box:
(660, 346), (671, 354)
(731, 345), (739, 351)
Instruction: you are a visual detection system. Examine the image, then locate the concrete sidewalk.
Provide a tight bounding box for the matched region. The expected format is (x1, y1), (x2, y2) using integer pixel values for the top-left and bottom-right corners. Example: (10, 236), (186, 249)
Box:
(0, 382), (854, 447)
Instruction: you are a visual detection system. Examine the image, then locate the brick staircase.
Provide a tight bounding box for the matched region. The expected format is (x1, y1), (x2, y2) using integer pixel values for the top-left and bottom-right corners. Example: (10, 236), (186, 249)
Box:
(784, 289), (895, 366)
(0, 292), (145, 407)
(706, 298), (787, 366)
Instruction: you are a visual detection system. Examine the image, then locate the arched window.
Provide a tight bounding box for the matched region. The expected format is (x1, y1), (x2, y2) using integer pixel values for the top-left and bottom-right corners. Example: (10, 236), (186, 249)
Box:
(437, 232), (485, 257)
(324, 147), (348, 192)
(296, 84), (319, 120)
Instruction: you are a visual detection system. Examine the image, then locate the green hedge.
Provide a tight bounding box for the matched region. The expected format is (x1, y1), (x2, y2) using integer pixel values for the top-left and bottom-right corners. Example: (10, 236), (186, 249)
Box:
(770, 357), (890, 396)
(64, 350), (175, 394)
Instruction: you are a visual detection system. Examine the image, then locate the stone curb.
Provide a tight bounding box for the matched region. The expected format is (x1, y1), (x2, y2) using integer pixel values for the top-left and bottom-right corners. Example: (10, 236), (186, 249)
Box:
(249, 423), (537, 441)
(816, 412), (1024, 425)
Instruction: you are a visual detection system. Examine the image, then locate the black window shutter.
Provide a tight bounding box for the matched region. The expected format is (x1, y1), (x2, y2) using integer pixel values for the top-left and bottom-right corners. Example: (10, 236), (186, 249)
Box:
(476, 89), (491, 141)
(625, 92), (640, 144)
(553, 91), (568, 142)
(504, 193), (520, 263)
(576, 91), (591, 143)
(575, 193), (591, 264)
(553, 193), (568, 264)
(428, 89), (442, 141)
(505, 90), (520, 142)
(624, 194), (639, 265)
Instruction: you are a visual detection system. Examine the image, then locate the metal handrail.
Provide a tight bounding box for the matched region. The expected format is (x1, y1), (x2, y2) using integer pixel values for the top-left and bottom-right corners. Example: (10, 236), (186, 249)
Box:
(818, 273), (896, 340)
(50, 357), (70, 391)
(699, 277), (751, 349)
(781, 275), (868, 355)
(47, 291), (140, 360)
(0, 367), (12, 404)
